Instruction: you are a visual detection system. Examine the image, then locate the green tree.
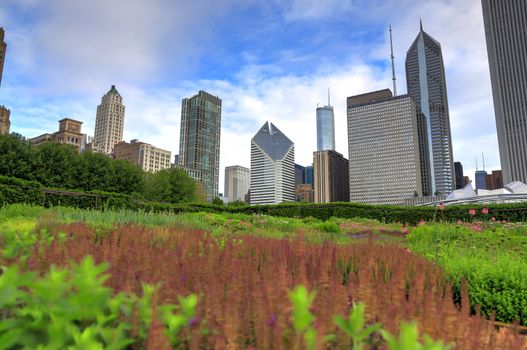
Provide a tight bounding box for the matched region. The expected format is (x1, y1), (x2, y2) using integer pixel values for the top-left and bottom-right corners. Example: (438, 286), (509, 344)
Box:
(0, 134), (35, 180)
(32, 142), (80, 189)
(142, 168), (200, 203)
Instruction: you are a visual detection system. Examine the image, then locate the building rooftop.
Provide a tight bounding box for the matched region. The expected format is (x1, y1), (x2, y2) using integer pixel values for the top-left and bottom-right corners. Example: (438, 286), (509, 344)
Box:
(252, 122), (293, 161)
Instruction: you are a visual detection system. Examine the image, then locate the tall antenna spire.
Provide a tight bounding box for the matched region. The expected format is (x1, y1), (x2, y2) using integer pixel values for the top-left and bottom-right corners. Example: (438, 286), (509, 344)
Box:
(327, 87), (331, 106)
(475, 156), (478, 171)
(482, 153), (486, 170)
(389, 25), (397, 96)
(420, 18), (423, 32)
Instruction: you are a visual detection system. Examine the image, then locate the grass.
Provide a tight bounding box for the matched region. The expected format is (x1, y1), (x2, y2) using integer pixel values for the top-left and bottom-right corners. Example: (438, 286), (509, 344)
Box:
(407, 222), (527, 325)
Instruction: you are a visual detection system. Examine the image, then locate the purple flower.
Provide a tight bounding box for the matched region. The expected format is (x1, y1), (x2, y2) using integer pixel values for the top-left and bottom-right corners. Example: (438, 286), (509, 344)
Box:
(188, 317), (200, 327)
(267, 313), (277, 326)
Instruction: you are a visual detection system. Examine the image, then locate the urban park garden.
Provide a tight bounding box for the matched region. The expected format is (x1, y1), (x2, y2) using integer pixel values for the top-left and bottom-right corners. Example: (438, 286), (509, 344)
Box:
(1, 202), (526, 350)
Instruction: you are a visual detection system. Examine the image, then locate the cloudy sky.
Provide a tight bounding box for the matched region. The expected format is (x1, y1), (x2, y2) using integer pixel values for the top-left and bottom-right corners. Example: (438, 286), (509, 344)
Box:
(0, 0), (499, 193)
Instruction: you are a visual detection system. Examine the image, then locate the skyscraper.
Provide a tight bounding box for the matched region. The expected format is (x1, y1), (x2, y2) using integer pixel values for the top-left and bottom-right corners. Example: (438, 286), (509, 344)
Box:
(347, 89), (423, 205)
(316, 90), (335, 151)
(406, 21), (455, 195)
(250, 122), (295, 205)
(0, 28), (6, 87)
(454, 161), (465, 190)
(481, 0), (527, 184)
(93, 85), (125, 155)
(178, 90), (222, 200)
(224, 165), (250, 203)
(313, 150), (349, 203)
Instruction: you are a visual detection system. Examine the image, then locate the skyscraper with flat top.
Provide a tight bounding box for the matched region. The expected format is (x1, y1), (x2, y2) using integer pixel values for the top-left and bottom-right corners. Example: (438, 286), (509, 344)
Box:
(0, 28), (6, 87)
(250, 122), (295, 205)
(178, 90), (222, 200)
(316, 91), (335, 151)
(93, 85), (125, 155)
(347, 89), (423, 205)
(406, 21), (455, 195)
(481, 0), (527, 184)
(224, 165), (250, 203)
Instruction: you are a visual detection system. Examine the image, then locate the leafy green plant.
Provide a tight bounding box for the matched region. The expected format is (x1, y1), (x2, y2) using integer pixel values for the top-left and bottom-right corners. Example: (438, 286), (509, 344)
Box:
(333, 302), (381, 350)
(289, 285), (317, 350)
(0, 256), (136, 349)
(160, 294), (198, 347)
(381, 323), (451, 350)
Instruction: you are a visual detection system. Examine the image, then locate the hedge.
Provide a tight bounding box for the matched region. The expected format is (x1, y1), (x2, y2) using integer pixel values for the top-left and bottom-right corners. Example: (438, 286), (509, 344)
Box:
(2, 175), (527, 223)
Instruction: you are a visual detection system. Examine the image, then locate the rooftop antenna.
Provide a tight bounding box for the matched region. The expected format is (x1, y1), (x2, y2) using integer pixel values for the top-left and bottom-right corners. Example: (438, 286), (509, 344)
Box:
(389, 25), (397, 96)
(475, 156), (478, 171)
(420, 18), (423, 32)
(482, 153), (486, 170)
(327, 87), (331, 106)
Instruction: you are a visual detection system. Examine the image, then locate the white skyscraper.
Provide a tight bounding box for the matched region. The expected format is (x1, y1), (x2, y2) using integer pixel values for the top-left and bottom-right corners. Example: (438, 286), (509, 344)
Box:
(250, 122), (295, 205)
(224, 165), (250, 202)
(93, 85), (125, 155)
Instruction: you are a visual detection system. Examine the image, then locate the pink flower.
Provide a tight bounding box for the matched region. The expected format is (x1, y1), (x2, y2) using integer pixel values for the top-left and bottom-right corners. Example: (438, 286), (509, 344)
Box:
(468, 208), (476, 216)
(457, 220), (463, 225)
(418, 219), (426, 226)
(490, 217), (496, 222)
(438, 202), (445, 211)
(501, 220), (507, 224)
(402, 224), (408, 234)
(482, 207), (489, 215)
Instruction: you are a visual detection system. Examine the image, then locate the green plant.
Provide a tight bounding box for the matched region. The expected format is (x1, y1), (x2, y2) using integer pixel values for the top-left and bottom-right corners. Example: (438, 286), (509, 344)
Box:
(381, 323), (451, 350)
(333, 302), (381, 350)
(160, 294), (198, 347)
(289, 285), (317, 350)
(0, 256), (137, 349)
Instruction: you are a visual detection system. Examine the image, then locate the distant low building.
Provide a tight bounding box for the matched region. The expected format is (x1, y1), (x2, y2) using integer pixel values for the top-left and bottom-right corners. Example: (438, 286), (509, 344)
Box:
(30, 118), (85, 152)
(475, 170), (488, 190)
(113, 139), (171, 173)
(296, 184), (314, 202)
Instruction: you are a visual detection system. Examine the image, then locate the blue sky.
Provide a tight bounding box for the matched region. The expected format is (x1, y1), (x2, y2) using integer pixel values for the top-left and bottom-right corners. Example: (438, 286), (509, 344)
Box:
(0, 0), (499, 193)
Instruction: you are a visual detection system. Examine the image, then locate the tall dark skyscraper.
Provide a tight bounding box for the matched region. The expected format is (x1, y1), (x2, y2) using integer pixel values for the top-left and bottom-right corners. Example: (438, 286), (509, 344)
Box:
(178, 91), (222, 200)
(406, 21), (455, 195)
(0, 28), (7, 87)
(481, 0), (527, 185)
(454, 161), (464, 190)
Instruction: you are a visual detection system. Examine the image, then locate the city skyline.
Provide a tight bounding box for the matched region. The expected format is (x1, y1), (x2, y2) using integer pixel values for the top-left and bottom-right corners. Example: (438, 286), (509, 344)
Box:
(0, 1), (501, 193)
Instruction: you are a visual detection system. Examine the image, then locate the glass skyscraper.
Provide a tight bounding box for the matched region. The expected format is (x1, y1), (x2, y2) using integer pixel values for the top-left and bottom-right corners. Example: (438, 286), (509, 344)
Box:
(316, 104), (335, 151)
(178, 90), (222, 201)
(406, 21), (455, 195)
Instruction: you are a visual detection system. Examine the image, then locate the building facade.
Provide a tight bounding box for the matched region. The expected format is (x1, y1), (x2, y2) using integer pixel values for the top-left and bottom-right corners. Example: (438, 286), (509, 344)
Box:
(313, 150), (349, 203)
(485, 170), (503, 190)
(454, 161), (464, 190)
(482, 0), (527, 184)
(475, 170), (488, 190)
(30, 118), (85, 152)
(295, 163), (305, 186)
(0, 28), (6, 87)
(93, 85), (125, 155)
(224, 165), (250, 203)
(296, 184), (314, 202)
(113, 140), (171, 172)
(250, 122), (295, 205)
(316, 105), (335, 151)
(304, 165), (314, 189)
(347, 90), (423, 205)
(406, 22), (455, 195)
(0, 106), (10, 135)
(178, 90), (221, 200)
